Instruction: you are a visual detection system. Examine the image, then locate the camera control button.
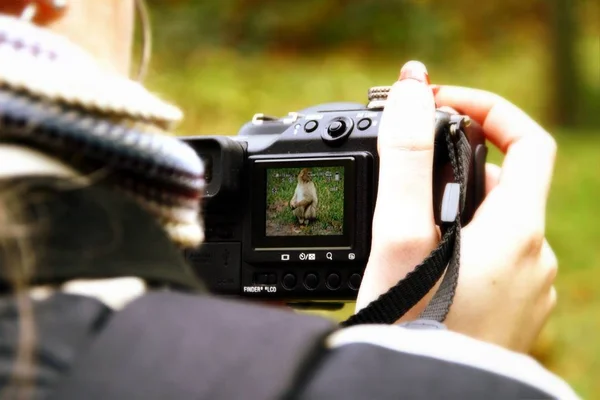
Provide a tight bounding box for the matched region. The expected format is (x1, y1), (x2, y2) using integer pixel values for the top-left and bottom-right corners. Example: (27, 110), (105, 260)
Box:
(304, 120), (319, 133)
(304, 273), (319, 290)
(326, 273), (341, 290)
(328, 121), (344, 136)
(267, 273), (277, 285)
(321, 116), (354, 144)
(282, 273), (297, 290)
(357, 118), (372, 131)
(349, 273), (362, 291)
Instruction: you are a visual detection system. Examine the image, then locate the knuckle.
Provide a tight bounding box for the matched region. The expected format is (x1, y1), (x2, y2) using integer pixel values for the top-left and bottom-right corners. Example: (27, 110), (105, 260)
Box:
(548, 287), (558, 311)
(521, 227), (545, 256)
(530, 131), (557, 159)
(545, 257), (558, 286)
(382, 81), (435, 119)
(388, 79), (425, 97)
(543, 246), (559, 286)
(541, 134), (557, 160)
(378, 112), (436, 153)
(546, 135), (557, 155)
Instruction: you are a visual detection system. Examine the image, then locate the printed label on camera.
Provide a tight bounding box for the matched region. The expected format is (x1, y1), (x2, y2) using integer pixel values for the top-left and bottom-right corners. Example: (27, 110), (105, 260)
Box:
(243, 286), (277, 293)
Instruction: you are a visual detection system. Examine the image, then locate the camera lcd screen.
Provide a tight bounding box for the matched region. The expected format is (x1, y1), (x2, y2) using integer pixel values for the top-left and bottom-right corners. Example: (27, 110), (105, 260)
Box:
(250, 157), (356, 250)
(265, 167), (345, 237)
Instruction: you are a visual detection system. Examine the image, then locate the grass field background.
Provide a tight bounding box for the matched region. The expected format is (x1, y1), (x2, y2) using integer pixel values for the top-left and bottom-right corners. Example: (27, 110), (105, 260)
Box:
(147, 39), (599, 398)
(266, 167), (345, 236)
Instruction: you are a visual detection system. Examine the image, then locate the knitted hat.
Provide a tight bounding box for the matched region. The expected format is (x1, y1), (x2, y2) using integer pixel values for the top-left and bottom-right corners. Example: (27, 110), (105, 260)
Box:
(0, 15), (205, 248)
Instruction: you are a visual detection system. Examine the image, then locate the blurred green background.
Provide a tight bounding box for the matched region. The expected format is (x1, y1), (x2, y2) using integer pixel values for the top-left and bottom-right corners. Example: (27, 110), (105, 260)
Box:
(142, 0), (599, 398)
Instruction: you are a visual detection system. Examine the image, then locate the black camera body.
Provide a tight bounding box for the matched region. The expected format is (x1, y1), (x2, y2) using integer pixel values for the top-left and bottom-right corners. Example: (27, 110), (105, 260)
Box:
(182, 95), (488, 302)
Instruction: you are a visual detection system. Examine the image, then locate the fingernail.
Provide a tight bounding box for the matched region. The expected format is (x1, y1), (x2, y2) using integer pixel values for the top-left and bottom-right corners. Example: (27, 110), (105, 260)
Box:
(399, 61), (430, 85)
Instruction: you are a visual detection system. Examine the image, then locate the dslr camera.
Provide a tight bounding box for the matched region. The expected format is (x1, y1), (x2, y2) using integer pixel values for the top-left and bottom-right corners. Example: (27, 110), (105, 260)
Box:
(182, 87), (488, 301)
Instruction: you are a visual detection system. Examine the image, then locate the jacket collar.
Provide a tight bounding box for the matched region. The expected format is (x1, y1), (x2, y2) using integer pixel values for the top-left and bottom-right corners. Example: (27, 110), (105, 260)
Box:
(0, 176), (205, 292)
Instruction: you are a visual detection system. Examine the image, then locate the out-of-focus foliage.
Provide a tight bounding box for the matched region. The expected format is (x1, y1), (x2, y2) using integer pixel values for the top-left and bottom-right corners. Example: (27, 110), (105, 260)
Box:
(143, 1), (599, 398)
(148, 0), (579, 55)
(145, 0), (599, 128)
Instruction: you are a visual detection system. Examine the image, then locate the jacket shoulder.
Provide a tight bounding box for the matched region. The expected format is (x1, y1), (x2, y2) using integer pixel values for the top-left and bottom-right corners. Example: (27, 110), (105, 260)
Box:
(296, 325), (580, 400)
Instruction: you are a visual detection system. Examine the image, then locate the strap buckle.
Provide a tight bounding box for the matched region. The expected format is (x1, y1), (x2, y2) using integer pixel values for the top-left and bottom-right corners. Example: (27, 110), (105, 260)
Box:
(441, 117), (471, 224)
(449, 115), (472, 135)
(441, 183), (461, 224)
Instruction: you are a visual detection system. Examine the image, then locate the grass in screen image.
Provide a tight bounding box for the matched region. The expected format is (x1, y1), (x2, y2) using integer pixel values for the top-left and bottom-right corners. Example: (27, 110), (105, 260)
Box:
(266, 167), (344, 236)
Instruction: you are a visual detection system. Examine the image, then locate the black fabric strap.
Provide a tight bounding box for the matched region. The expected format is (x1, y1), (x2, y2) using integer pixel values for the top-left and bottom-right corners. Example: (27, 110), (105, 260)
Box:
(342, 124), (471, 326)
(420, 129), (472, 321)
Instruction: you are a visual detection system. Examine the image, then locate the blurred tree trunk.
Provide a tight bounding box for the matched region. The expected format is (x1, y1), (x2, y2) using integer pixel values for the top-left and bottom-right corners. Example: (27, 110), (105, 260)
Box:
(549, 0), (580, 127)
(268, 0), (353, 51)
(223, 0), (265, 48)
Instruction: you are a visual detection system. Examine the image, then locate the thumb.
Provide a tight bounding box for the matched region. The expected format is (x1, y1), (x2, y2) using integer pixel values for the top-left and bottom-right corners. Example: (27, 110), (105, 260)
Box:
(358, 61), (439, 315)
(373, 61), (438, 245)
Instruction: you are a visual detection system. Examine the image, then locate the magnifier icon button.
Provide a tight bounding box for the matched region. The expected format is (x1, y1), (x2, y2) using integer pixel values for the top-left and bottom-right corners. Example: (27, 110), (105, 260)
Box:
(326, 252), (333, 260)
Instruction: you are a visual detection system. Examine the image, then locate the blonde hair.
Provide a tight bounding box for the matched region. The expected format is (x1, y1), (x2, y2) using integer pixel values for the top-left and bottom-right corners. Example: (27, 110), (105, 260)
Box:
(0, 177), (39, 400)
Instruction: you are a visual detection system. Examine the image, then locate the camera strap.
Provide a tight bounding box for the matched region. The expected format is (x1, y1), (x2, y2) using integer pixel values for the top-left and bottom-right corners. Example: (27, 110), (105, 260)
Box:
(342, 121), (472, 326)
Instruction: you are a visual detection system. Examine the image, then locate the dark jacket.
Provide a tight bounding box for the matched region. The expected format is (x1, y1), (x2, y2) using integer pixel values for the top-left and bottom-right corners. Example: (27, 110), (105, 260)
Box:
(0, 177), (579, 399)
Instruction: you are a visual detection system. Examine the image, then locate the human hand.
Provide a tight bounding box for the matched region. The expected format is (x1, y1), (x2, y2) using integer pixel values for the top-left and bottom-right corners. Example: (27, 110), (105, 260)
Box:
(434, 85), (558, 353)
(356, 61), (558, 353)
(356, 61), (441, 321)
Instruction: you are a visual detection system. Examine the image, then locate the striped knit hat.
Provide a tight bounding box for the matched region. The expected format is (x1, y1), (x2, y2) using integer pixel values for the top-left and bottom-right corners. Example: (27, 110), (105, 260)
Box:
(0, 15), (205, 248)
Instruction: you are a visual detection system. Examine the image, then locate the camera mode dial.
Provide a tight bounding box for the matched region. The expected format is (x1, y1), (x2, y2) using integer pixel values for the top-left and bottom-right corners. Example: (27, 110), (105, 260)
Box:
(321, 116), (354, 145)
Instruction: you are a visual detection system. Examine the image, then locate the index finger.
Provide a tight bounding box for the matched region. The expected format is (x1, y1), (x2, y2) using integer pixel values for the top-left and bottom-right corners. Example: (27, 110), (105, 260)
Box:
(433, 85), (557, 221)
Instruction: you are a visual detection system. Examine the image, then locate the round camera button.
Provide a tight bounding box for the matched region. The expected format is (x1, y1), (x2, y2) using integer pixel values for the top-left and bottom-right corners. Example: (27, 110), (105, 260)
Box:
(348, 273), (362, 291)
(321, 116), (354, 145)
(357, 118), (372, 131)
(327, 121), (346, 137)
(282, 273), (297, 290)
(304, 273), (319, 290)
(304, 120), (319, 133)
(326, 273), (341, 290)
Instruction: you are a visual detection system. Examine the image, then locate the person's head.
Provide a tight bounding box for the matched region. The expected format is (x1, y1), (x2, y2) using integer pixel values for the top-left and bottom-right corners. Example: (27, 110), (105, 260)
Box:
(0, 0), (137, 180)
(0, 0), (205, 249)
(0, 0), (135, 75)
(0, 0), (136, 183)
(0, 3), (206, 394)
